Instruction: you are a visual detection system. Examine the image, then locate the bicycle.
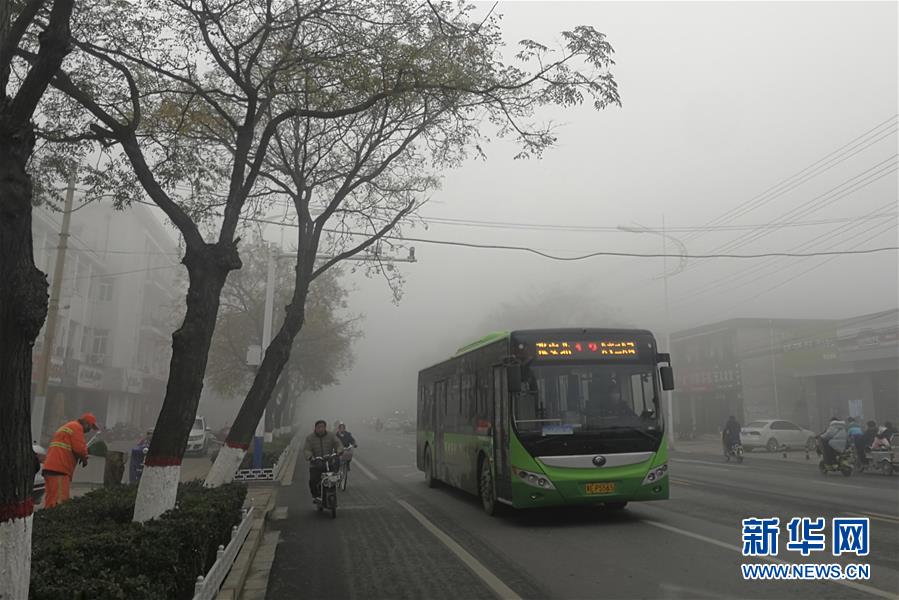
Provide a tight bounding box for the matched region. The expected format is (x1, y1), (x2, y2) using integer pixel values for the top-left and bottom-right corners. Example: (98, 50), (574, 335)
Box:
(339, 445), (356, 491)
(310, 453), (341, 518)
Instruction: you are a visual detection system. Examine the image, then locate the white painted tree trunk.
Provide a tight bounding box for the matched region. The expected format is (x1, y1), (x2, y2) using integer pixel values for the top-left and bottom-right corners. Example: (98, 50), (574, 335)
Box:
(132, 465), (180, 523)
(0, 513), (32, 599)
(204, 444), (246, 488)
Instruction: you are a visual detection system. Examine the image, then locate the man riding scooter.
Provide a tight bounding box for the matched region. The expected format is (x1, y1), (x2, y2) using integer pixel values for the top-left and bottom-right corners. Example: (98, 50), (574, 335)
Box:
(818, 416), (848, 467)
(722, 416), (743, 460)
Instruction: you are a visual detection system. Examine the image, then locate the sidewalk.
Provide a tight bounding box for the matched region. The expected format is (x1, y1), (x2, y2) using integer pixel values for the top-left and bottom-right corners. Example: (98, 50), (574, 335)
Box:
(671, 434), (817, 463)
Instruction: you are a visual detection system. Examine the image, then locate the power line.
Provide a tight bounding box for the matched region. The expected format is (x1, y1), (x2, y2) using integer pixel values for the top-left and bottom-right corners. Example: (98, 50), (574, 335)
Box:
(234, 211), (897, 261)
(121, 195), (899, 262)
(60, 264), (182, 282)
(705, 156), (897, 256)
(671, 201), (898, 304)
(717, 219), (898, 312)
(45, 247), (181, 256)
(262, 195), (897, 234)
(681, 114), (898, 243)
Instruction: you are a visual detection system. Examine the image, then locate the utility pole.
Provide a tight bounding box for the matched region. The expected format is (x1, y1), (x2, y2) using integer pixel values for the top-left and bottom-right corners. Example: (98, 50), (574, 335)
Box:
(617, 218), (684, 450)
(252, 243), (276, 469)
(32, 169), (76, 443)
(661, 215), (675, 451)
(769, 320), (780, 418)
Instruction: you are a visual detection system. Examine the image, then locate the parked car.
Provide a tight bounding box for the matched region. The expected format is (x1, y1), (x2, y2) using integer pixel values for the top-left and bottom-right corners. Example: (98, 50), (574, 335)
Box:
(741, 419), (817, 452)
(186, 416), (209, 455)
(33, 442), (46, 505)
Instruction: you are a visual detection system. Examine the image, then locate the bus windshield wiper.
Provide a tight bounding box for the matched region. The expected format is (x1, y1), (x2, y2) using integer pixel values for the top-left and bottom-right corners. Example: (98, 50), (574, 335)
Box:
(605, 425), (660, 442)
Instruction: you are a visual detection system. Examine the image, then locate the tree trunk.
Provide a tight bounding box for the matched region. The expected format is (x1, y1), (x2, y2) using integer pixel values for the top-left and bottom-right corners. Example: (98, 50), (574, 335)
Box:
(273, 363), (288, 433)
(206, 270), (311, 487)
(0, 122), (48, 600)
(133, 242), (239, 522)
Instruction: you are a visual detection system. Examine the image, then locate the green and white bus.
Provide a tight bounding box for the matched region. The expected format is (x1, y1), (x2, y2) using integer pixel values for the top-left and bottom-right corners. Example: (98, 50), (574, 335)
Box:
(416, 329), (674, 514)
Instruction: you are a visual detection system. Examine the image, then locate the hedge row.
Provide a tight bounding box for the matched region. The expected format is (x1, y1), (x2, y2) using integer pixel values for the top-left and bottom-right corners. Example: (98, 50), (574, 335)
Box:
(31, 481), (247, 600)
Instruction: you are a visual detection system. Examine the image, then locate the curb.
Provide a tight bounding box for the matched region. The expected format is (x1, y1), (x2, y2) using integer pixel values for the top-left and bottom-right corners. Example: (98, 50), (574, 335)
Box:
(279, 432), (302, 487)
(216, 487), (278, 600)
(217, 431), (298, 600)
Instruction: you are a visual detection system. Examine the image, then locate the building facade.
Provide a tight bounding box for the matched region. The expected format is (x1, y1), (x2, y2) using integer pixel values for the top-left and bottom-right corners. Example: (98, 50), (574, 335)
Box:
(788, 309), (898, 431)
(670, 318), (836, 435)
(31, 199), (181, 442)
(671, 311), (899, 436)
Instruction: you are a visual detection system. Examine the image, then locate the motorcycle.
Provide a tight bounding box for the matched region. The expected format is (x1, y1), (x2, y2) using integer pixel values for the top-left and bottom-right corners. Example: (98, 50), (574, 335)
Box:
(816, 438), (852, 477)
(724, 441), (744, 463)
(311, 452), (342, 518)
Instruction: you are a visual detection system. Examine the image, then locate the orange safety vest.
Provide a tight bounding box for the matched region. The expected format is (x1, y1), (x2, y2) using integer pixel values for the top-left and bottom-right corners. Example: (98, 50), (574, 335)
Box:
(43, 420), (88, 477)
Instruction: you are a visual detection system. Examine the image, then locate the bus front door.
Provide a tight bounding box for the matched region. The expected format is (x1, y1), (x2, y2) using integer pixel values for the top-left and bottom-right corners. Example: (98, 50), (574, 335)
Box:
(492, 366), (512, 500)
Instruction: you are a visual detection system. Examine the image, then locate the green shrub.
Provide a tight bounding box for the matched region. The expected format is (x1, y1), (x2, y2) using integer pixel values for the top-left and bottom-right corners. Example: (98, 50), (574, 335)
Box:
(31, 482), (247, 600)
(209, 434), (292, 470)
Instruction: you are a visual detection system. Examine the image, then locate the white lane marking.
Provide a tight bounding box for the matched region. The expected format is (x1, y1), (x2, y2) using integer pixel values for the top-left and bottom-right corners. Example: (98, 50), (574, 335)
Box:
(672, 459), (870, 490)
(403, 472), (422, 478)
(670, 458), (735, 470)
(352, 459), (378, 481)
(846, 511), (899, 525)
(856, 510), (899, 520)
(386, 465), (413, 469)
(396, 500), (521, 600)
(643, 519), (896, 599)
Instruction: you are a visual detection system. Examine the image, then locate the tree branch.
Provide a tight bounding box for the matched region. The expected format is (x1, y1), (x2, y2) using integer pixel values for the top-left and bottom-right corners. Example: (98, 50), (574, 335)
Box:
(311, 201), (413, 280)
(9, 0), (73, 123)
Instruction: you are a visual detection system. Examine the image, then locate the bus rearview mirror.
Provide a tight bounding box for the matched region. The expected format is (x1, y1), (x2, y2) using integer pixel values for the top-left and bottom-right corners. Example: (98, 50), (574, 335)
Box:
(660, 366), (674, 391)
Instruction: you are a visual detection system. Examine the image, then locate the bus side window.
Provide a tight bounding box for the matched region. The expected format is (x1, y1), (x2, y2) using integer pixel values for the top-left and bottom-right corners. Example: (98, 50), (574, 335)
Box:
(437, 380), (447, 417)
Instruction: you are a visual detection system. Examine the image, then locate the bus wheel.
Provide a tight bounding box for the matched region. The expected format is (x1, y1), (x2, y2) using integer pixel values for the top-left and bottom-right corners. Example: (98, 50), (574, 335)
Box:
(424, 447), (437, 488)
(479, 456), (498, 516)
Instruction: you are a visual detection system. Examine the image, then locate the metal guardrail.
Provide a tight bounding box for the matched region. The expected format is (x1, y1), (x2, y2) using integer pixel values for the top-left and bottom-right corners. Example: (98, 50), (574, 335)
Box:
(233, 466), (276, 482)
(232, 434), (298, 482)
(192, 506), (255, 600)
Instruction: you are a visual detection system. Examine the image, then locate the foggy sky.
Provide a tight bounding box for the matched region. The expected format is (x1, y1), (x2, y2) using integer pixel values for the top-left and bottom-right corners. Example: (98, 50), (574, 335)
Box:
(273, 1), (898, 425)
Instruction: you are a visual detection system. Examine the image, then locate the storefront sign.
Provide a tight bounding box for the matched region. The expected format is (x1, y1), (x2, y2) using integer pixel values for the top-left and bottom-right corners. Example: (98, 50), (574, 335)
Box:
(125, 368), (143, 394)
(31, 354), (64, 385)
(77, 364), (105, 389)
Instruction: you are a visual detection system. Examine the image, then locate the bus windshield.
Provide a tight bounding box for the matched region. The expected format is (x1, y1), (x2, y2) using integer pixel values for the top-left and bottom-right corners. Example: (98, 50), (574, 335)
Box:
(513, 363), (661, 435)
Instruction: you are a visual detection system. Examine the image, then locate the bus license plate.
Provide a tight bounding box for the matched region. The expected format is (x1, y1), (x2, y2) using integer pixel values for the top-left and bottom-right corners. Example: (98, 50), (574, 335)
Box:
(585, 482), (616, 495)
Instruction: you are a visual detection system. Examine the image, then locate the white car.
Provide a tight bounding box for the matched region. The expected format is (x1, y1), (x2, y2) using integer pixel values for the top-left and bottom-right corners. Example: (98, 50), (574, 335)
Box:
(186, 416), (209, 455)
(741, 419), (817, 452)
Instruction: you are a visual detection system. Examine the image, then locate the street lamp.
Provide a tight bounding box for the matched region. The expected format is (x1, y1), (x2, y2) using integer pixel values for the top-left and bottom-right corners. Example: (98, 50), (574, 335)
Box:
(617, 219), (687, 449)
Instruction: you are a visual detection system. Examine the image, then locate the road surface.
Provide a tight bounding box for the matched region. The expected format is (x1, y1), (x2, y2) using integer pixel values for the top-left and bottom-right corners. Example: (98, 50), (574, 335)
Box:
(266, 430), (899, 600)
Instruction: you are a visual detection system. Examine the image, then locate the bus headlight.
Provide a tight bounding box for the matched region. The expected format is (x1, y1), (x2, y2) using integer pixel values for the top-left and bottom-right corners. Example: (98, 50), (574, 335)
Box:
(512, 467), (556, 490)
(642, 463), (668, 486)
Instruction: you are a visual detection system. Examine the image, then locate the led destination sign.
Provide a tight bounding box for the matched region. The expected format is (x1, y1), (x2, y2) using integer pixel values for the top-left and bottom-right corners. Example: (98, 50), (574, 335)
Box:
(535, 340), (639, 359)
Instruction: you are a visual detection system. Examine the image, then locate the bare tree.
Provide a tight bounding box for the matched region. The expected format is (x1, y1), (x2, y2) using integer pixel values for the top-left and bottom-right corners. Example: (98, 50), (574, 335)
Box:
(0, 0), (76, 595)
(30, 0), (620, 515)
(206, 2), (622, 483)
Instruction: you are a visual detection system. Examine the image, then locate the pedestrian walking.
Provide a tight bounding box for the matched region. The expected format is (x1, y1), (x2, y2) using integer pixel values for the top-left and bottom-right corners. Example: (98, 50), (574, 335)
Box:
(42, 413), (100, 508)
